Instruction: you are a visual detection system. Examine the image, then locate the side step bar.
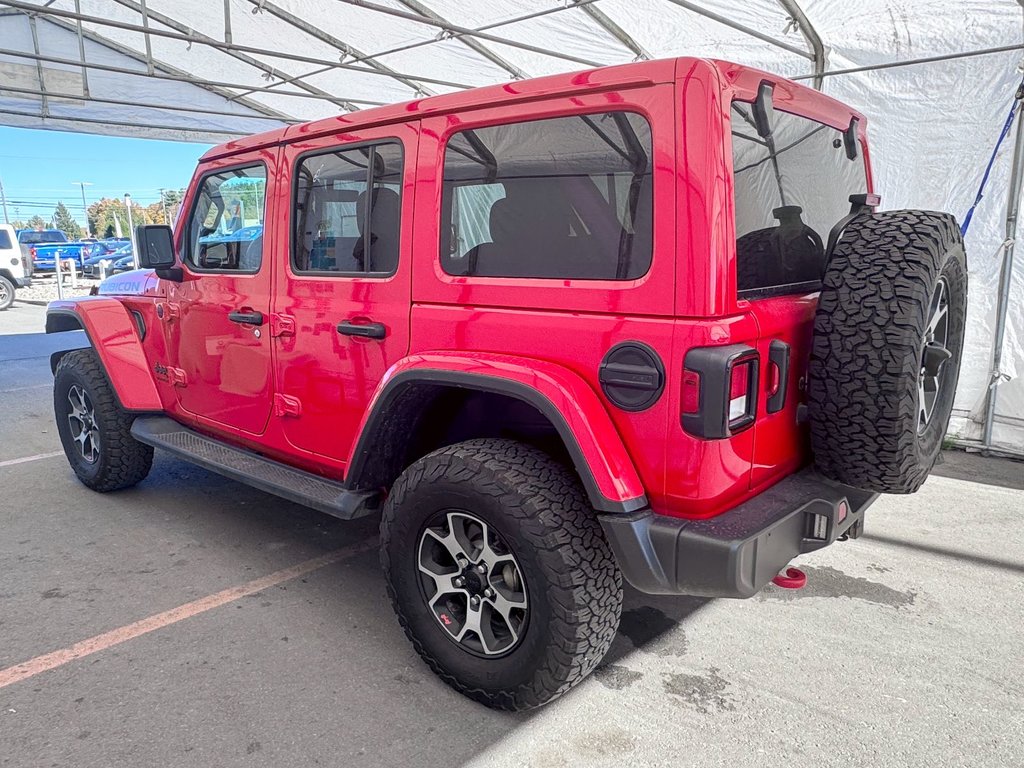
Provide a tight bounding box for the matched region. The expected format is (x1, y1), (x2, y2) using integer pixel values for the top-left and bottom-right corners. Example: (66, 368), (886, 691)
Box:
(130, 416), (380, 520)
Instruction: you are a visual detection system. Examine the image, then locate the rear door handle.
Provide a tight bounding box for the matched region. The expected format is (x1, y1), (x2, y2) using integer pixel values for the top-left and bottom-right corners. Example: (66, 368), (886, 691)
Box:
(228, 310), (264, 326)
(337, 320), (386, 339)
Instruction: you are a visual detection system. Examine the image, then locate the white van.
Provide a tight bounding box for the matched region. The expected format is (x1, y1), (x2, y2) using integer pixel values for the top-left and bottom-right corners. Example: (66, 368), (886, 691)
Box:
(0, 223), (31, 310)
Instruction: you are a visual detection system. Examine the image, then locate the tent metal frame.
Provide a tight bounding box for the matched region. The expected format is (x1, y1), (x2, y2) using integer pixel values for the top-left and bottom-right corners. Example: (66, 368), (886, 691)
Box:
(0, 0), (1020, 451)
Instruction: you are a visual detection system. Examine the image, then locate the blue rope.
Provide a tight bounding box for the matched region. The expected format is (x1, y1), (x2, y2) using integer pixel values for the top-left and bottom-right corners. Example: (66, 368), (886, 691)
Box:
(962, 77), (1024, 236)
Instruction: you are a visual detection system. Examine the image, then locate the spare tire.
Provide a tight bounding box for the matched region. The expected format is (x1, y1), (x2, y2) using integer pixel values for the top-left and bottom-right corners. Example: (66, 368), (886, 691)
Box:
(808, 210), (967, 493)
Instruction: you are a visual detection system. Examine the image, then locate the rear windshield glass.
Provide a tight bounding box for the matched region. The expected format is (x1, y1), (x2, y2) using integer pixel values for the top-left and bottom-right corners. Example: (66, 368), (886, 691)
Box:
(0, 230), (11, 250)
(440, 112), (653, 280)
(731, 104), (867, 296)
(18, 230), (67, 245)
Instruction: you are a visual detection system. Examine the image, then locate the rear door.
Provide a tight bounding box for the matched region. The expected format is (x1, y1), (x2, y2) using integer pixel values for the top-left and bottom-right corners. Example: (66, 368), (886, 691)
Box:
(727, 97), (871, 489)
(270, 123), (417, 463)
(164, 153), (276, 436)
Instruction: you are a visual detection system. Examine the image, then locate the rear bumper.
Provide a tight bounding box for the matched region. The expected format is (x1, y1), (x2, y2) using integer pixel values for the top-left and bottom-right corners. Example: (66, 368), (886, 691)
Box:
(14, 276), (31, 288)
(599, 469), (877, 598)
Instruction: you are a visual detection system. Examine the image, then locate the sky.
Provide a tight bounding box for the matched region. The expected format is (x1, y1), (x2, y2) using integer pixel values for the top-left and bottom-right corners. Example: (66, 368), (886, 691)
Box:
(0, 126), (212, 227)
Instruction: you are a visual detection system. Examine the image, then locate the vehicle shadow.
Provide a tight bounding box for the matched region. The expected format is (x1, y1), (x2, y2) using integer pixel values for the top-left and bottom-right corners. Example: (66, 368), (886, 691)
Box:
(107, 456), (715, 767)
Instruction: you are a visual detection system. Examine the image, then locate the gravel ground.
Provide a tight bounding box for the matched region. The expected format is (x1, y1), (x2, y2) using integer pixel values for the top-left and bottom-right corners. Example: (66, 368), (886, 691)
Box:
(16, 274), (98, 304)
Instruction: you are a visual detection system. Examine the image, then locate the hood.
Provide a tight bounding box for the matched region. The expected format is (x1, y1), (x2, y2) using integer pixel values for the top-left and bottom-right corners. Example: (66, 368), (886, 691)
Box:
(97, 269), (164, 297)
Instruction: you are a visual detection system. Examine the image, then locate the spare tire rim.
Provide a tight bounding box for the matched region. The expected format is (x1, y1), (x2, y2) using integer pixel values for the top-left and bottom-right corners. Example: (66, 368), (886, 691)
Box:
(417, 510), (528, 657)
(67, 384), (100, 463)
(919, 276), (953, 434)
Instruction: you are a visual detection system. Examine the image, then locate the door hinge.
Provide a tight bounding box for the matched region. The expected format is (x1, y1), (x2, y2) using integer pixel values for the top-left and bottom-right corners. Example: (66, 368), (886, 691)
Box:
(271, 314), (296, 337)
(273, 393), (302, 417)
(168, 366), (187, 387)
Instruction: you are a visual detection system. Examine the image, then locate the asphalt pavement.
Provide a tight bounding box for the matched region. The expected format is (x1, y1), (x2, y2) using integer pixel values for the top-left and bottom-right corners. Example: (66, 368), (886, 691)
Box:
(1, 324), (1022, 768)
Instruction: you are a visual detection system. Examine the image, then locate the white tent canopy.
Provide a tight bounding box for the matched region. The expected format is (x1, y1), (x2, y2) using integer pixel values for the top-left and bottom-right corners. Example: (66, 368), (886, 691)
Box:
(1, 0), (1023, 453)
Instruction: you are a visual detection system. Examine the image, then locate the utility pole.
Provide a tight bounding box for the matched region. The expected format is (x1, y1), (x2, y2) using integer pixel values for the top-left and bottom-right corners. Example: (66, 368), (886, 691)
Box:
(0, 170), (10, 224)
(158, 187), (169, 224)
(72, 181), (93, 236)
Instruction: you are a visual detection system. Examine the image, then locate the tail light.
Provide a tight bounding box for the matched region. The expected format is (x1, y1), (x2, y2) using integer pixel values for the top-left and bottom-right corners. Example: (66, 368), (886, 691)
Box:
(681, 344), (759, 439)
(30, 247), (37, 259)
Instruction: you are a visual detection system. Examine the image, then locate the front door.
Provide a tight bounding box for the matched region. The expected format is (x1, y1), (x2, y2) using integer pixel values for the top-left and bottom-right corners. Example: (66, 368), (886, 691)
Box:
(271, 124), (417, 464)
(165, 154), (276, 436)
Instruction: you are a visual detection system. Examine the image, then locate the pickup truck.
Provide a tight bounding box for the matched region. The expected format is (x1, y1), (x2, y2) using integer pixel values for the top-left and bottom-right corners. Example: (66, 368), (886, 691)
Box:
(19, 229), (77, 272)
(30, 239), (118, 273)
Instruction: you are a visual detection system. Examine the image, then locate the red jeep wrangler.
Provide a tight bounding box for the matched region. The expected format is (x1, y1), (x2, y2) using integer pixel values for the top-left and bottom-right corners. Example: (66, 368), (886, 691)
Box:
(47, 58), (966, 710)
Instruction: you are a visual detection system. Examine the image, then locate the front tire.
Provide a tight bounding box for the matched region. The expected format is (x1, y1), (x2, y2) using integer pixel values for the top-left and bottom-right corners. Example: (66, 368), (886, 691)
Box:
(381, 439), (622, 710)
(54, 349), (154, 491)
(0, 275), (14, 311)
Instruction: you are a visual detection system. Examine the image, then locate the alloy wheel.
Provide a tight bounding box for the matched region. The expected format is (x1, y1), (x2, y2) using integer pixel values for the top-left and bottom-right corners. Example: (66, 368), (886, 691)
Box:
(417, 510), (528, 657)
(67, 384), (100, 463)
(918, 276), (953, 433)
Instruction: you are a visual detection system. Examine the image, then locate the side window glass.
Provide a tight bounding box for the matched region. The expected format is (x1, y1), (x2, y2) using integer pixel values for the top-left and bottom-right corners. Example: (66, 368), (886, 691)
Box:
(731, 103), (868, 296)
(186, 165), (266, 273)
(440, 112), (653, 280)
(293, 142), (403, 275)
(0, 230), (12, 250)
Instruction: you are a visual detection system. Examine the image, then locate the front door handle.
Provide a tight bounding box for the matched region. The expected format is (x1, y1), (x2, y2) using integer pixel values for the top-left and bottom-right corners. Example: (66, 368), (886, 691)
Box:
(337, 320), (386, 340)
(228, 309), (264, 326)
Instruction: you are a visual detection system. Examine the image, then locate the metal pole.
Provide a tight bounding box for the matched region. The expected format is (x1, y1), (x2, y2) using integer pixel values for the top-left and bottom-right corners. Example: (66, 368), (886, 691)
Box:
(778, 0), (827, 89)
(125, 194), (138, 269)
(0, 172), (10, 224)
(982, 92), (1024, 450)
(793, 42), (1024, 81)
(665, 0), (813, 60)
(74, 181), (92, 236)
(158, 188), (168, 224)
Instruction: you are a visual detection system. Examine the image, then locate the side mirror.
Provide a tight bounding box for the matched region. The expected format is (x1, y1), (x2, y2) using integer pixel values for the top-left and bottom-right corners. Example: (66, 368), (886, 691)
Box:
(135, 225), (176, 269)
(752, 81), (775, 139)
(135, 225), (182, 281)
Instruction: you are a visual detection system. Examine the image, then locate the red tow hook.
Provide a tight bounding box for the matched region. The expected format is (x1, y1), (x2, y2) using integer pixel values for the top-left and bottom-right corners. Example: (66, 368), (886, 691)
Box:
(771, 566), (807, 589)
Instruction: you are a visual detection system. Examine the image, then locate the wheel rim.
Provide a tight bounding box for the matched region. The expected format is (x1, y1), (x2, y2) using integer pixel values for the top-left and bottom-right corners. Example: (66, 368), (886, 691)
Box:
(0, 281), (9, 303)
(67, 384), (100, 463)
(918, 276), (953, 434)
(417, 510), (528, 657)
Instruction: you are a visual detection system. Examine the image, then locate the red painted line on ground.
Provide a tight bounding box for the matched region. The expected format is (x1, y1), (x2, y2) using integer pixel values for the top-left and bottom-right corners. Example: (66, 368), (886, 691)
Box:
(0, 539), (376, 690)
(0, 450), (64, 468)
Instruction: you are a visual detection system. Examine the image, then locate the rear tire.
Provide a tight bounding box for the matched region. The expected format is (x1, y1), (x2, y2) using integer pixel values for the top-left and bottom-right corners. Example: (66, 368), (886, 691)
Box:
(381, 438), (622, 710)
(809, 210), (967, 493)
(54, 349), (154, 491)
(0, 275), (14, 311)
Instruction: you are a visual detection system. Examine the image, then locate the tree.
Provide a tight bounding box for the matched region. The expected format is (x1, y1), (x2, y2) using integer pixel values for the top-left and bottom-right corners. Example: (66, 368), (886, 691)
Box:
(26, 215), (47, 229)
(87, 198), (147, 239)
(53, 202), (82, 240)
(145, 188), (186, 226)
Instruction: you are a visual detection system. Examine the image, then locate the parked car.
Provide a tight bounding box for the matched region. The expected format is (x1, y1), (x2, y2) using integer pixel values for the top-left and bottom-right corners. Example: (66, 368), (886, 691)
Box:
(0, 223), (32, 310)
(107, 254), (135, 275)
(30, 241), (87, 273)
(82, 245), (133, 279)
(16, 228), (65, 271)
(16, 227), (66, 252)
(80, 241), (119, 260)
(46, 57), (968, 711)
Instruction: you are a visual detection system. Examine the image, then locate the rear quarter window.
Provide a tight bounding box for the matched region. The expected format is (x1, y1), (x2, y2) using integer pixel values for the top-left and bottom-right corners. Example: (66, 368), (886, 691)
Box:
(731, 104), (868, 297)
(440, 111), (653, 281)
(0, 230), (12, 250)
